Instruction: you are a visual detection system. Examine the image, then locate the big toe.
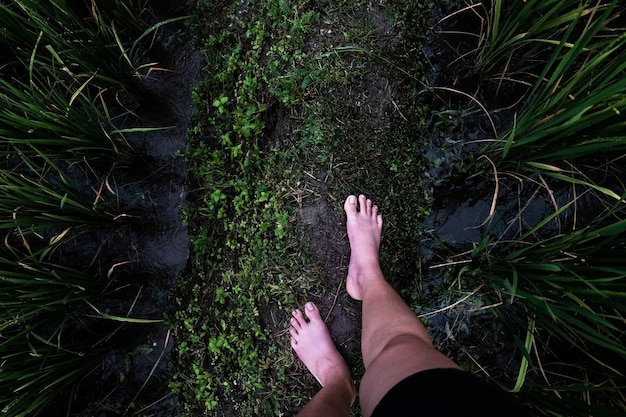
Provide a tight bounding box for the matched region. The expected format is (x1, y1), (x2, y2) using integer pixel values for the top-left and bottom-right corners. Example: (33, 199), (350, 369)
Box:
(344, 195), (358, 217)
(304, 301), (322, 322)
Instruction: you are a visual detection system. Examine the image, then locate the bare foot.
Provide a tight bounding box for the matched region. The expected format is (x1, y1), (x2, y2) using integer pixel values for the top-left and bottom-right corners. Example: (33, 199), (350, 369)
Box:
(289, 302), (355, 400)
(344, 194), (383, 300)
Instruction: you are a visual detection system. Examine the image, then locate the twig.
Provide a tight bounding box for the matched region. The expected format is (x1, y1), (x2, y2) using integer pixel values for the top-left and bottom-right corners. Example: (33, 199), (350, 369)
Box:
(325, 277), (344, 323)
(475, 155), (499, 228)
(418, 284), (484, 318)
(124, 330), (172, 416)
(428, 259), (472, 270)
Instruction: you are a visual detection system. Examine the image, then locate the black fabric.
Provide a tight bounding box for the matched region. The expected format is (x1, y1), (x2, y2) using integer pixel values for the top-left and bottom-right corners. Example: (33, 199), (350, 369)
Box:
(371, 368), (528, 417)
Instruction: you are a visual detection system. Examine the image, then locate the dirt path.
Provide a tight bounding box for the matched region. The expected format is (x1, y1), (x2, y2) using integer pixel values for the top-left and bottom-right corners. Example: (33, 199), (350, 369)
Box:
(174, 0), (498, 416)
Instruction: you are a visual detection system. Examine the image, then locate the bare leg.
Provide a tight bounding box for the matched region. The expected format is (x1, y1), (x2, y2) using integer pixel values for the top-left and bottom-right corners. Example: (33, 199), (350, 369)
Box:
(344, 194), (460, 417)
(290, 302), (356, 417)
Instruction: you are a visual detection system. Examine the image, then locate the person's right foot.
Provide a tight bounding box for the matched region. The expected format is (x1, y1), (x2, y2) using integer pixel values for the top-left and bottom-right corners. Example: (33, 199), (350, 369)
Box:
(344, 194), (383, 300)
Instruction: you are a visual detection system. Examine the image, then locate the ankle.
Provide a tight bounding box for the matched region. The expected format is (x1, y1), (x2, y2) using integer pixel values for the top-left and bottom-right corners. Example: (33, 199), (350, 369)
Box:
(325, 375), (356, 406)
(353, 268), (384, 292)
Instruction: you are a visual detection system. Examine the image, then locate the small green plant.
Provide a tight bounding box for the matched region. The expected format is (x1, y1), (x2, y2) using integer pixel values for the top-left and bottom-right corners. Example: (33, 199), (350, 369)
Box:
(171, 0), (325, 414)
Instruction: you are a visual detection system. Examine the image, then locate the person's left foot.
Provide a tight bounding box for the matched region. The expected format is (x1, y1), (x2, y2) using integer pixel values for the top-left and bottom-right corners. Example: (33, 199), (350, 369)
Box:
(289, 302), (355, 401)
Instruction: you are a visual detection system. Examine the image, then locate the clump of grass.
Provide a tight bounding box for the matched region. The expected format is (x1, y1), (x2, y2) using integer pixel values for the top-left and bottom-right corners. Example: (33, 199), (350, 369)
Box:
(0, 250), (162, 417)
(0, 69), (132, 162)
(482, 0), (626, 169)
(1, 0), (184, 163)
(469, 0), (619, 79)
(0, 168), (115, 237)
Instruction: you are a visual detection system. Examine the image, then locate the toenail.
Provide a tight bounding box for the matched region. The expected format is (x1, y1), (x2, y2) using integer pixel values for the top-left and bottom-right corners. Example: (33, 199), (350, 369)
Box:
(306, 302), (314, 311)
(348, 195), (356, 204)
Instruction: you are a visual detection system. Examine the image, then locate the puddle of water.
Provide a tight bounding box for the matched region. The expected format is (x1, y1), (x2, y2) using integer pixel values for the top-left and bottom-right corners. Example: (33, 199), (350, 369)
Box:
(429, 195), (491, 247)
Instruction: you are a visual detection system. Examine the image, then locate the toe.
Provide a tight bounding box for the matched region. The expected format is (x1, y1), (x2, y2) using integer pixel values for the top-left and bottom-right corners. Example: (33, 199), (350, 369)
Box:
(372, 205), (378, 217)
(292, 309), (306, 326)
(290, 337), (298, 349)
(344, 195), (357, 216)
(304, 301), (322, 323)
(289, 325), (299, 338)
(377, 214), (383, 227)
(290, 316), (301, 330)
(366, 199), (372, 215)
(358, 195), (367, 213)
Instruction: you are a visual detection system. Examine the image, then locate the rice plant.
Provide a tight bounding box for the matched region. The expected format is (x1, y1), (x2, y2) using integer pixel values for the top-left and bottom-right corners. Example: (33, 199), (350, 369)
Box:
(1, 0), (150, 92)
(0, 70), (132, 162)
(0, 156), (122, 256)
(2, 1), (190, 93)
(0, 253), (117, 417)
(0, 257), (99, 417)
(481, 0), (626, 168)
(469, 0), (621, 78)
(0, 1), (179, 415)
(0, 248), (165, 417)
(467, 198), (626, 415)
(447, 1), (626, 414)
(0, 1), (176, 163)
